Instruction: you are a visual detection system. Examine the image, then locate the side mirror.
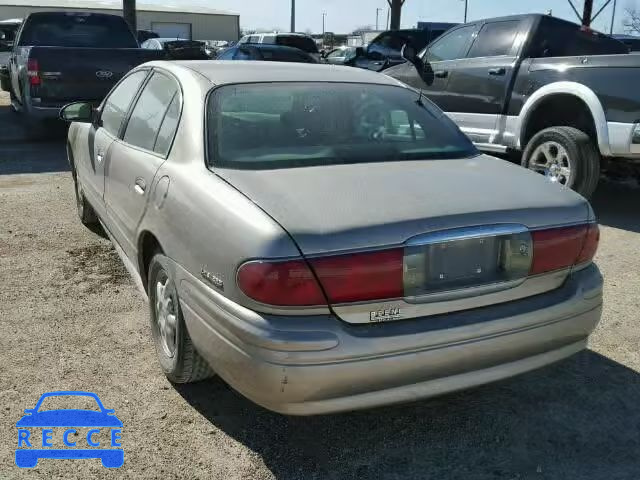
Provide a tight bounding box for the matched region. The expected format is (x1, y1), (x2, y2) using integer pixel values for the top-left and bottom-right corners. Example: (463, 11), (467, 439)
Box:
(401, 43), (418, 64)
(60, 102), (94, 123)
(354, 46), (364, 58)
(24, 409), (35, 414)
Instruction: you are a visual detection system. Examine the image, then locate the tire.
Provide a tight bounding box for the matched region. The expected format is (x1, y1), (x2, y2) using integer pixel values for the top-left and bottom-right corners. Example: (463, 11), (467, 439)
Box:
(521, 126), (600, 199)
(72, 168), (98, 226)
(148, 253), (214, 383)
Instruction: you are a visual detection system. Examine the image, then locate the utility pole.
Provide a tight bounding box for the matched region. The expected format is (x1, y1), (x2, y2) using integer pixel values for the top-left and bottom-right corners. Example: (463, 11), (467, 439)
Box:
(322, 12), (326, 37)
(582, 0), (593, 26)
(610, 0), (617, 34)
(387, 0), (405, 30)
(463, 0), (468, 23)
(123, 0), (136, 32)
(290, 0), (295, 33)
(376, 8), (382, 30)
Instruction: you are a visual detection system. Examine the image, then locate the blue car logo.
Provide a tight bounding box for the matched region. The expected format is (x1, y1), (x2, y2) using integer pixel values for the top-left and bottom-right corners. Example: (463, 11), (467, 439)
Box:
(15, 391), (123, 468)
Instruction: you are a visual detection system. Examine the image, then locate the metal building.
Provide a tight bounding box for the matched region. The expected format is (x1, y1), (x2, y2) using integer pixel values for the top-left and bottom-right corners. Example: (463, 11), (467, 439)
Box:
(0, 0), (240, 41)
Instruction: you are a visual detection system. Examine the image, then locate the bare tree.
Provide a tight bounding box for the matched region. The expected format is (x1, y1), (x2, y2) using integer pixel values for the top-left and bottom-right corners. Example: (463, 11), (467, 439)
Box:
(623, 7), (640, 33)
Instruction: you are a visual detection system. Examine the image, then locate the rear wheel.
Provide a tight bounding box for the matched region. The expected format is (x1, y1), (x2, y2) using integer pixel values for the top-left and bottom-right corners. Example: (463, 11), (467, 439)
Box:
(521, 126), (600, 199)
(148, 253), (213, 383)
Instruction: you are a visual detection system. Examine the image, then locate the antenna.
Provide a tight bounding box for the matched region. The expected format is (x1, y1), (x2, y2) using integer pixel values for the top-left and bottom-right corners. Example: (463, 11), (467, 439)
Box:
(416, 87), (425, 106)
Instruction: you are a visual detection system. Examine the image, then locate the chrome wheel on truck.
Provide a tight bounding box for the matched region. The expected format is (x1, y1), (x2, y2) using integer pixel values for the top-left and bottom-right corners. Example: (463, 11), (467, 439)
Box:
(522, 126), (600, 199)
(528, 141), (573, 186)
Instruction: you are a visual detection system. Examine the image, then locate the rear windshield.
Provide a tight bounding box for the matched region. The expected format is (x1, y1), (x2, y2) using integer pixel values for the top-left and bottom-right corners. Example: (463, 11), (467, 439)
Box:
(207, 82), (476, 170)
(275, 35), (319, 53)
(259, 47), (314, 63)
(19, 13), (138, 48)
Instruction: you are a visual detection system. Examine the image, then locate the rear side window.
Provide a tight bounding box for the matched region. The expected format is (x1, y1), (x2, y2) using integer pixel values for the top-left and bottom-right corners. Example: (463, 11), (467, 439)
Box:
(207, 82), (476, 170)
(101, 70), (149, 137)
(467, 21), (520, 58)
(262, 35), (276, 43)
(154, 92), (181, 156)
(123, 72), (179, 153)
(275, 35), (319, 53)
(529, 18), (628, 57)
(426, 25), (475, 62)
(19, 13), (138, 48)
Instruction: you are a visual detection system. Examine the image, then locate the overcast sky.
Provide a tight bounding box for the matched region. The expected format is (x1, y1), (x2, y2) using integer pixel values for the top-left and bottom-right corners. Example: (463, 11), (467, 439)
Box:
(147, 0), (636, 34)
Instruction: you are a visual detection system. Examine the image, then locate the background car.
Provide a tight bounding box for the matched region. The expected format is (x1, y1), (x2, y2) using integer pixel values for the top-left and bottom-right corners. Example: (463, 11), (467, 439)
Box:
(238, 32), (320, 60)
(216, 44), (318, 63)
(351, 28), (438, 71)
(141, 38), (210, 60)
(322, 45), (359, 65)
(62, 61), (601, 416)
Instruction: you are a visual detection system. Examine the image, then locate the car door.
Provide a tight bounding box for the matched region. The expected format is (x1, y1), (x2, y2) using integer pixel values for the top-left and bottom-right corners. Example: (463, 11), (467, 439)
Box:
(78, 70), (150, 217)
(444, 19), (528, 144)
(391, 24), (477, 112)
(104, 70), (181, 259)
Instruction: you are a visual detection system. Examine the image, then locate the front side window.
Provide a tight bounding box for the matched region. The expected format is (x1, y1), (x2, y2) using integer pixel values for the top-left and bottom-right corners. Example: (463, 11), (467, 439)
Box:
(100, 70), (149, 137)
(467, 21), (520, 58)
(217, 48), (234, 60)
(425, 25), (475, 62)
(207, 82), (476, 170)
(123, 72), (179, 153)
(327, 49), (344, 59)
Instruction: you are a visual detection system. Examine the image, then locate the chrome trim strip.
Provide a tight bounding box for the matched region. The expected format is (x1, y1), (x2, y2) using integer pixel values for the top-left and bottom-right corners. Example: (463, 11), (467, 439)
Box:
(332, 268), (570, 324)
(406, 224), (528, 247)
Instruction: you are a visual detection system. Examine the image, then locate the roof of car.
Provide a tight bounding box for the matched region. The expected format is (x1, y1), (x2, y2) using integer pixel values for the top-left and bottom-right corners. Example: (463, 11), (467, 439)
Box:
(158, 61), (403, 87)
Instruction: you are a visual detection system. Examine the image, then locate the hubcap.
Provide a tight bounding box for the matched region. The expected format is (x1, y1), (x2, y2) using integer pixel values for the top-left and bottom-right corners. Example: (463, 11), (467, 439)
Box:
(528, 141), (572, 186)
(154, 273), (177, 358)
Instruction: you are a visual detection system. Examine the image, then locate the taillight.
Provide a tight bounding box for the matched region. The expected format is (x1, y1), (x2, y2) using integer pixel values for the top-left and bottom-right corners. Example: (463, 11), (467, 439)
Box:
(237, 259), (326, 306)
(309, 248), (404, 303)
(237, 249), (404, 307)
(27, 59), (41, 86)
(530, 223), (599, 275)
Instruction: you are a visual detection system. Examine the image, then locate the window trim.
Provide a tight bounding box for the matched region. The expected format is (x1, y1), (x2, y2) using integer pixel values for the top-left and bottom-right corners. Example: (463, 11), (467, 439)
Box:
(117, 67), (184, 159)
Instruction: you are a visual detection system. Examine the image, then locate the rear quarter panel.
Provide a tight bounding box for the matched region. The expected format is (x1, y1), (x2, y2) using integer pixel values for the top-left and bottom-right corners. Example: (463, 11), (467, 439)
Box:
(507, 55), (640, 123)
(135, 69), (303, 307)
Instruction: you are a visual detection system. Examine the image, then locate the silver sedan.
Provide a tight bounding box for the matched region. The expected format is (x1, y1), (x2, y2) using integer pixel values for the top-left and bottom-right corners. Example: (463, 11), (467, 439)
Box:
(61, 61), (603, 415)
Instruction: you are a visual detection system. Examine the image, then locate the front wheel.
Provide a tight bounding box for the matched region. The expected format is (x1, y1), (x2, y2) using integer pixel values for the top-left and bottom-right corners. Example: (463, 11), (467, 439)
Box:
(521, 126), (600, 199)
(72, 170), (98, 226)
(148, 253), (214, 383)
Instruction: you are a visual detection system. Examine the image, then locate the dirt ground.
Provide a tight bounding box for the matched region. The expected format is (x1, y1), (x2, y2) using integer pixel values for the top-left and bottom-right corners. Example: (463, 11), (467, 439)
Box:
(0, 91), (639, 480)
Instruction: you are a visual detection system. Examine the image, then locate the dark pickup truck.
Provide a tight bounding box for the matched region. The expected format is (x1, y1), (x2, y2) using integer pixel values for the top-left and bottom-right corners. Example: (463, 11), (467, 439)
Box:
(7, 11), (160, 132)
(386, 14), (639, 197)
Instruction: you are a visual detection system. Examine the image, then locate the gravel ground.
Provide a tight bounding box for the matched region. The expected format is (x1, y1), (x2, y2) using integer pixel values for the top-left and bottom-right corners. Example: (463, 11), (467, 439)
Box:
(0, 91), (639, 479)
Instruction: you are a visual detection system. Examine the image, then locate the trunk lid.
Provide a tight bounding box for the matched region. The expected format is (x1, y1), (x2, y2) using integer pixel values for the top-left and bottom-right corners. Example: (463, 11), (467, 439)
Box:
(219, 155), (591, 323)
(217, 155), (589, 254)
(28, 46), (161, 105)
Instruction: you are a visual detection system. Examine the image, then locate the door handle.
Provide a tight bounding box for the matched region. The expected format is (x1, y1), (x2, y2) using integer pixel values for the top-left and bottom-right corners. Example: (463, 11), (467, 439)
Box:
(134, 178), (146, 195)
(434, 70), (448, 78)
(488, 67), (506, 76)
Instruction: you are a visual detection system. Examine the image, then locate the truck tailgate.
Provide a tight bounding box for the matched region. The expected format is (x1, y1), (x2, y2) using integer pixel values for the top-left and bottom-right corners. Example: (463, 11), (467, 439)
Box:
(29, 46), (161, 105)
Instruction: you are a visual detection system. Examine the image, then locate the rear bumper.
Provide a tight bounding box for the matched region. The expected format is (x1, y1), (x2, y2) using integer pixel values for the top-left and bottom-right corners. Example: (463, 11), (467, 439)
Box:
(607, 122), (640, 158)
(179, 264), (603, 415)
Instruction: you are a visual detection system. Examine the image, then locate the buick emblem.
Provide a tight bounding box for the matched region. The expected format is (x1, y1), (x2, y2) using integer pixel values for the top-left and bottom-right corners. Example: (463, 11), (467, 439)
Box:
(96, 70), (113, 79)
